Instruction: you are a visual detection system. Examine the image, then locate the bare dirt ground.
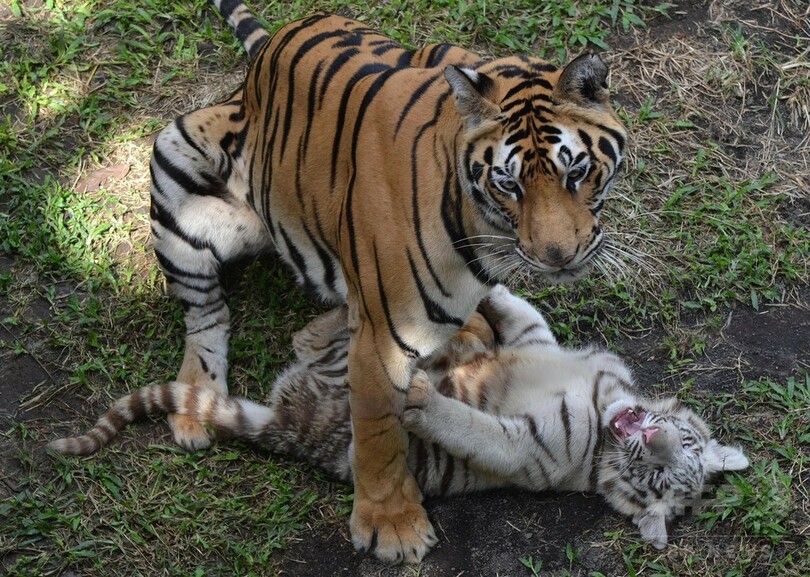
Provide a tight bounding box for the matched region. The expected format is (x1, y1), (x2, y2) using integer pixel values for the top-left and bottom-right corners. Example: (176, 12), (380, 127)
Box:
(2, 0), (808, 575)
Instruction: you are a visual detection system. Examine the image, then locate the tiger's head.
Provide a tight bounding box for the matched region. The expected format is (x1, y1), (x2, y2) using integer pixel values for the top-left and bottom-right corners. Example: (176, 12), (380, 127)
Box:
(446, 54), (626, 283)
(598, 399), (749, 549)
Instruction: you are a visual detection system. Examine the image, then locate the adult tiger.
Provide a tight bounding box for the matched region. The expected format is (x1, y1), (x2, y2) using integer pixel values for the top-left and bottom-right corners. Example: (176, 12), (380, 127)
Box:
(148, 0), (626, 562)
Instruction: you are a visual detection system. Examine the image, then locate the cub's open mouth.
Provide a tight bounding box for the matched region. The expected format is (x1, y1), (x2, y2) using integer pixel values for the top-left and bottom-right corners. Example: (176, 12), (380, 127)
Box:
(609, 407), (646, 439)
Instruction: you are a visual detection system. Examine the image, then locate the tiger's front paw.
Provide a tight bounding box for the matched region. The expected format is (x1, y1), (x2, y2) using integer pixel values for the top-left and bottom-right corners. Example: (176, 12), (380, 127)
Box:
(168, 413), (213, 451)
(401, 370), (434, 430)
(350, 482), (437, 563)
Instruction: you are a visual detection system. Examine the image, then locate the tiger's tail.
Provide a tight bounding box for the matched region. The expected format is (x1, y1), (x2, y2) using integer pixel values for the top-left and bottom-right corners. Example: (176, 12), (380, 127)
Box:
(48, 382), (275, 456)
(210, 0), (270, 59)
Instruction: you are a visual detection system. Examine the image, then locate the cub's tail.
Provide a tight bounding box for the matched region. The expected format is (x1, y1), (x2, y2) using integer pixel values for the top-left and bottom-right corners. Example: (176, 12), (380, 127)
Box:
(49, 373), (354, 483)
(211, 0), (270, 59)
(49, 382), (274, 456)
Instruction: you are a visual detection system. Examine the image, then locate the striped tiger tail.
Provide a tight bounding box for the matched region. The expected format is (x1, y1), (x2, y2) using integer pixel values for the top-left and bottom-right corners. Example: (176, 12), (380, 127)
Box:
(48, 383), (276, 456)
(210, 0), (270, 59)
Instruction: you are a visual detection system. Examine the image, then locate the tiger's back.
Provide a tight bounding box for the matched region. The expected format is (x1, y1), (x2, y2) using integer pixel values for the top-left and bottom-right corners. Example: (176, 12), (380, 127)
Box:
(152, 13), (482, 305)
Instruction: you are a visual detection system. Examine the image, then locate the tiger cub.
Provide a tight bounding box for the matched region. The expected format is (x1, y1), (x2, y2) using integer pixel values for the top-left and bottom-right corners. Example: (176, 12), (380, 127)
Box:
(51, 286), (748, 549)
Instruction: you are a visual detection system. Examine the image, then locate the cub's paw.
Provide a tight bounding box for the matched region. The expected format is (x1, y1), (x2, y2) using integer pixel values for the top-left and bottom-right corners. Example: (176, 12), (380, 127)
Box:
(450, 311), (495, 352)
(485, 283), (513, 302)
(478, 285), (516, 330)
(168, 413), (213, 451)
(589, 349), (633, 382)
(350, 491), (437, 563)
(478, 285), (554, 346)
(401, 370), (434, 429)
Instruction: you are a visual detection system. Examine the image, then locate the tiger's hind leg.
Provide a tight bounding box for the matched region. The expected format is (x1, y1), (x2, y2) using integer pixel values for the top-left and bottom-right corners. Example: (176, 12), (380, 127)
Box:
(150, 103), (272, 450)
(291, 305), (349, 366)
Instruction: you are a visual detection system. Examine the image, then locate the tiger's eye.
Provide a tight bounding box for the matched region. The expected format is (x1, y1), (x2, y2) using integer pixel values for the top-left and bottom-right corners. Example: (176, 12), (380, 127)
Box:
(568, 167), (585, 181)
(496, 178), (520, 195)
(566, 167), (587, 192)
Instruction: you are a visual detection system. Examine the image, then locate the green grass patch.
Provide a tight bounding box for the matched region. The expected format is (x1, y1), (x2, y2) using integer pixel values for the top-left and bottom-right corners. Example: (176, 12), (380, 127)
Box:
(3, 445), (336, 576)
(692, 375), (808, 543)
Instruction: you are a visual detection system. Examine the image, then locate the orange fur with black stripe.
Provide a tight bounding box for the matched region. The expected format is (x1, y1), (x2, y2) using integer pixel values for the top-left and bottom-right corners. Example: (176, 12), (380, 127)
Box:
(139, 0), (626, 562)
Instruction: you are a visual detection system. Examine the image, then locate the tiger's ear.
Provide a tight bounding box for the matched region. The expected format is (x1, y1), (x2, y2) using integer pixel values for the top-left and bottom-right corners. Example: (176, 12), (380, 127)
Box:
(444, 65), (500, 128)
(553, 53), (610, 108)
(704, 441), (749, 475)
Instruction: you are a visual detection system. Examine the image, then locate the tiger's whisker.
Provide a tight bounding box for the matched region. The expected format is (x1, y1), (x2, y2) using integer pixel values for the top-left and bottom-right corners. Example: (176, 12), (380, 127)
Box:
(452, 235), (515, 247)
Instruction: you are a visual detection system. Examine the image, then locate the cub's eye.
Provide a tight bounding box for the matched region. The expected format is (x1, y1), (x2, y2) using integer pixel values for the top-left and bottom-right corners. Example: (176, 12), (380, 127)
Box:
(495, 177), (521, 196)
(681, 435), (695, 450)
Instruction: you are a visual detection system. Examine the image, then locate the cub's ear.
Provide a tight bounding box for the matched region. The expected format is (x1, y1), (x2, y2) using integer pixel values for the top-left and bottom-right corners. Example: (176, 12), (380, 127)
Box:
(704, 441), (749, 475)
(444, 65), (500, 128)
(635, 510), (668, 550)
(553, 52), (610, 108)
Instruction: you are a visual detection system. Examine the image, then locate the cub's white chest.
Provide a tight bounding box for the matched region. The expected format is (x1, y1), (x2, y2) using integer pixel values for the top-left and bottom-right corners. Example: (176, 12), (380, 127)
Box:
(499, 350), (603, 411)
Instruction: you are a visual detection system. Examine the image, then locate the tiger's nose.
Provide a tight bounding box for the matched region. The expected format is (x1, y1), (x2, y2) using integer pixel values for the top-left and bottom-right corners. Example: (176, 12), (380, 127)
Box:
(544, 244), (576, 268)
(644, 423), (679, 463)
(642, 427), (660, 445)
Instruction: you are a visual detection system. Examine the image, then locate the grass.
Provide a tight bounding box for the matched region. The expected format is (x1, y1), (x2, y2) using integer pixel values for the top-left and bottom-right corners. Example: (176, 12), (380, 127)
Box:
(696, 375), (809, 544)
(1, 0), (809, 575)
(3, 444), (328, 575)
